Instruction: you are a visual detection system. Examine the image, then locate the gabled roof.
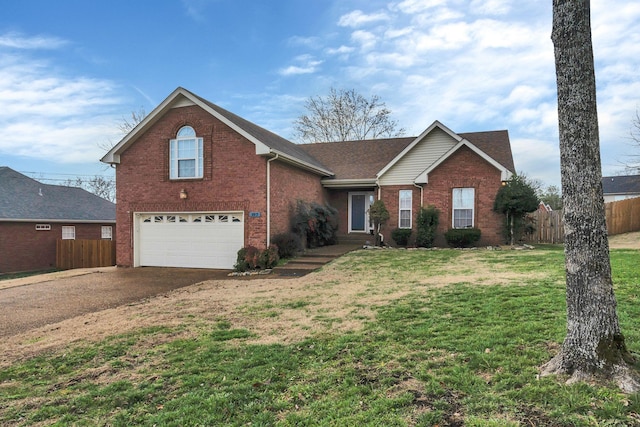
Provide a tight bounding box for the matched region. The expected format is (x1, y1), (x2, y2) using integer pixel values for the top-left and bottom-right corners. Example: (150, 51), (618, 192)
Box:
(601, 175), (640, 195)
(101, 87), (333, 177)
(300, 121), (515, 186)
(0, 167), (115, 222)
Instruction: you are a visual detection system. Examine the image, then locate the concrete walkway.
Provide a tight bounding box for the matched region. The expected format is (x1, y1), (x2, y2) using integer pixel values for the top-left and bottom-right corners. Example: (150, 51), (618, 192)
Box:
(272, 242), (364, 277)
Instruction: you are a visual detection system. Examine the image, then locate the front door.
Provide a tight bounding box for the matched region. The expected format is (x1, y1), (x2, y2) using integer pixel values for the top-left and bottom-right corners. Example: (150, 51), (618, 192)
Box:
(349, 192), (374, 233)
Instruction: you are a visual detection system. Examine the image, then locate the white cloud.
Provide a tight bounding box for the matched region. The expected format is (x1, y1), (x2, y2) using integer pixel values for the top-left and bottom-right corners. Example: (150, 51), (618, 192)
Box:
(351, 30), (377, 50)
(0, 32), (125, 164)
(338, 10), (390, 27)
(392, 0), (446, 14)
(470, 0), (511, 16)
(278, 55), (323, 76)
(325, 45), (355, 55)
(0, 32), (67, 49)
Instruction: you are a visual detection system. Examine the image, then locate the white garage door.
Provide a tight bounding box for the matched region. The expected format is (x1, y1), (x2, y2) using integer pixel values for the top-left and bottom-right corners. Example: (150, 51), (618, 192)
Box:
(137, 212), (244, 269)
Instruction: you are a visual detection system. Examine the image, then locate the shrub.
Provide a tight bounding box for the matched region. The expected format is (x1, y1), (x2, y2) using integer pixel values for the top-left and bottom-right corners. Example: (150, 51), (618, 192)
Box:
(271, 232), (303, 258)
(444, 228), (481, 248)
(291, 200), (339, 248)
(234, 245), (280, 272)
(234, 247), (250, 272)
(258, 245), (280, 269)
(369, 200), (390, 246)
(391, 228), (412, 247)
(416, 205), (440, 248)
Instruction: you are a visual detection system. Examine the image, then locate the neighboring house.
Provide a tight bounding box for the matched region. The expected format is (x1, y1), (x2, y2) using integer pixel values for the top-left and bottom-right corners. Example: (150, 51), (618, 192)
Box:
(537, 201), (553, 212)
(101, 87), (515, 269)
(0, 167), (116, 273)
(602, 175), (640, 202)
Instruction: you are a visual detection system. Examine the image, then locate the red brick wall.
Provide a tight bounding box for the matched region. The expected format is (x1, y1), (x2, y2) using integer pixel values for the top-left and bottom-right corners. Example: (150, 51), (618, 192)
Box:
(378, 185), (421, 244)
(0, 222), (112, 273)
(269, 161), (326, 239)
(375, 146), (504, 247)
(326, 189), (350, 235)
(423, 146), (504, 246)
(114, 105), (328, 266)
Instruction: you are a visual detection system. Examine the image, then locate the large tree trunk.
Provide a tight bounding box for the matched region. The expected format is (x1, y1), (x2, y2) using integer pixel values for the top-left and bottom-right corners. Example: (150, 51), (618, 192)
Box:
(540, 0), (639, 392)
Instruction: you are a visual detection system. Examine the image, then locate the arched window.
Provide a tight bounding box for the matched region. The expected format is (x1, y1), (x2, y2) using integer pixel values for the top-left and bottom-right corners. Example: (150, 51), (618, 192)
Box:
(170, 126), (203, 179)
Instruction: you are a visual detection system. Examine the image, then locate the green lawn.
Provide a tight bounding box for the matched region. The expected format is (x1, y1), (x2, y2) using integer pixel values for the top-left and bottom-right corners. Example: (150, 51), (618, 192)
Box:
(1, 246), (639, 426)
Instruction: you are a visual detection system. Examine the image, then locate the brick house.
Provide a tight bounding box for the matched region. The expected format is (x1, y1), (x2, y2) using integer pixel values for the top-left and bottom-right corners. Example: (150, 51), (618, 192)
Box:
(0, 167), (116, 273)
(101, 87), (515, 269)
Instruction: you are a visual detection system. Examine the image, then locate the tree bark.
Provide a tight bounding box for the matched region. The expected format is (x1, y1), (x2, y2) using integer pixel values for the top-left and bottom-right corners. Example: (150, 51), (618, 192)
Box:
(540, 0), (639, 392)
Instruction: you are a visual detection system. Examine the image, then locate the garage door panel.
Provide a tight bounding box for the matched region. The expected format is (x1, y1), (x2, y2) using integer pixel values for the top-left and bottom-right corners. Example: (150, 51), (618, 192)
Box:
(137, 213), (244, 269)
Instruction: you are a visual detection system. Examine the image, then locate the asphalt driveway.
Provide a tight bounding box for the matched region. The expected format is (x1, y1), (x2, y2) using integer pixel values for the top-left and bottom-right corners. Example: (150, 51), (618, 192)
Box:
(0, 267), (231, 338)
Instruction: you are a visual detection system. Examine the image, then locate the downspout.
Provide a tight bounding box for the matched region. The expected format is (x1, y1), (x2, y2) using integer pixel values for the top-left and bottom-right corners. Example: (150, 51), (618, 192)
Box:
(413, 182), (424, 207)
(266, 153), (279, 248)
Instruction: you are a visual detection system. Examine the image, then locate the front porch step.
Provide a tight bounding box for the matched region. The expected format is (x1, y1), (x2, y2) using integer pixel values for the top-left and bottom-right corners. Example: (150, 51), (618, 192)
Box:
(286, 256), (335, 265)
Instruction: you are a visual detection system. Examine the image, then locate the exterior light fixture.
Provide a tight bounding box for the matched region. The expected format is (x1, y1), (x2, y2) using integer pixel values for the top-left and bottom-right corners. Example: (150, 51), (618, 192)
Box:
(180, 189), (188, 199)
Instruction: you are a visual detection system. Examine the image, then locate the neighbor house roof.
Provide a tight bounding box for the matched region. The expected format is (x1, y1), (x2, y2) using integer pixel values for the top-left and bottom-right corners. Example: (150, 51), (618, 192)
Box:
(601, 175), (640, 196)
(0, 167), (116, 222)
(101, 87), (333, 177)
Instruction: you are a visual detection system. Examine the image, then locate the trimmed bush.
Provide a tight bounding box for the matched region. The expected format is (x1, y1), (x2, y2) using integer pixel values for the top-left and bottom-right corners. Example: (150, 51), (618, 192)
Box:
(271, 232), (303, 258)
(391, 228), (412, 247)
(233, 245), (279, 272)
(444, 228), (481, 248)
(258, 245), (280, 269)
(416, 205), (439, 248)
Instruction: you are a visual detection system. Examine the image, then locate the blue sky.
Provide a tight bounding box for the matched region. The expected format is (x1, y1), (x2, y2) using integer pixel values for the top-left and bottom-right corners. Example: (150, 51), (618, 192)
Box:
(1, 0), (639, 189)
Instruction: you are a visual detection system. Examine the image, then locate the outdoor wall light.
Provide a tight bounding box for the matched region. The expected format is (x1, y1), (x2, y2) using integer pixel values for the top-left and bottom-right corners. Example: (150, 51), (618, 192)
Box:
(180, 189), (188, 199)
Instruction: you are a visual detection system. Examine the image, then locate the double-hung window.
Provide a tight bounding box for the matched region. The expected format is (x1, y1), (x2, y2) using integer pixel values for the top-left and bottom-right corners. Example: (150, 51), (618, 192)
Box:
(452, 188), (474, 228)
(399, 190), (412, 229)
(170, 126), (203, 179)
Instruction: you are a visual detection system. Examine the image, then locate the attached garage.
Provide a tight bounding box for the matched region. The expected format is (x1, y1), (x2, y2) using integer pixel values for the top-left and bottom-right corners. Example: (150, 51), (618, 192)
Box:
(135, 212), (244, 269)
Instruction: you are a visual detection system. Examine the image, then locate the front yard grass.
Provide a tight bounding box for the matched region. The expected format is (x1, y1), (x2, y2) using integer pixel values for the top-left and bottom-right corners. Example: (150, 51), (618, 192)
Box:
(1, 246), (639, 426)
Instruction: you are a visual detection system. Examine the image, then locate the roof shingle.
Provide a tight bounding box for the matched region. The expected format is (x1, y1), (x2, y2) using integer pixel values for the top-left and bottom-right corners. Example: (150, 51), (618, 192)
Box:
(0, 167), (116, 222)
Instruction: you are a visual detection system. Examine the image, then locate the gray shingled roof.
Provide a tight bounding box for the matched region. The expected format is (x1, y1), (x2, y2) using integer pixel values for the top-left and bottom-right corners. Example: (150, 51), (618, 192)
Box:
(300, 137), (414, 180)
(0, 167), (116, 222)
(602, 175), (640, 195)
(186, 89), (333, 175)
(299, 130), (515, 181)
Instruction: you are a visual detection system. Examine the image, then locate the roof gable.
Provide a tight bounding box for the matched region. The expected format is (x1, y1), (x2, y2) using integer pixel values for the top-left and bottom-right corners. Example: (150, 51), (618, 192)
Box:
(377, 121), (462, 179)
(101, 87), (333, 176)
(0, 167), (115, 222)
(378, 121), (515, 185)
(414, 138), (513, 183)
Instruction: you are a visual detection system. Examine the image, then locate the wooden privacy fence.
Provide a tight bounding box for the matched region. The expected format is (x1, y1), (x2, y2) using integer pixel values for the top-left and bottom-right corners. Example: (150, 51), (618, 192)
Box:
(56, 239), (116, 270)
(524, 197), (640, 244)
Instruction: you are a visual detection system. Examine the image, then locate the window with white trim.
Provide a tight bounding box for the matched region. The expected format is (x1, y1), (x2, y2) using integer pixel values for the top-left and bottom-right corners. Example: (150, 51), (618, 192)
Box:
(101, 226), (113, 240)
(62, 226), (76, 240)
(452, 188), (475, 228)
(170, 126), (203, 179)
(35, 224), (51, 231)
(399, 190), (412, 229)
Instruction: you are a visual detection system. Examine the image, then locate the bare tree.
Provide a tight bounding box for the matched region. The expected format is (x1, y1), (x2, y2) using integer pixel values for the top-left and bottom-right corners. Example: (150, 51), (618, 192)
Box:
(540, 0), (639, 392)
(117, 106), (147, 135)
(98, 106), (147, 153)
(63, 176), (115, 203)
(293, 88), (405, 143)
(622, 109), (640, 173)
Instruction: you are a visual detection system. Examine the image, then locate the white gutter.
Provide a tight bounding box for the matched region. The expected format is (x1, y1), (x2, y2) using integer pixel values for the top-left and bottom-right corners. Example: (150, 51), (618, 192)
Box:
(266, 154), (279, 247)
(0, 218), (116, 223)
